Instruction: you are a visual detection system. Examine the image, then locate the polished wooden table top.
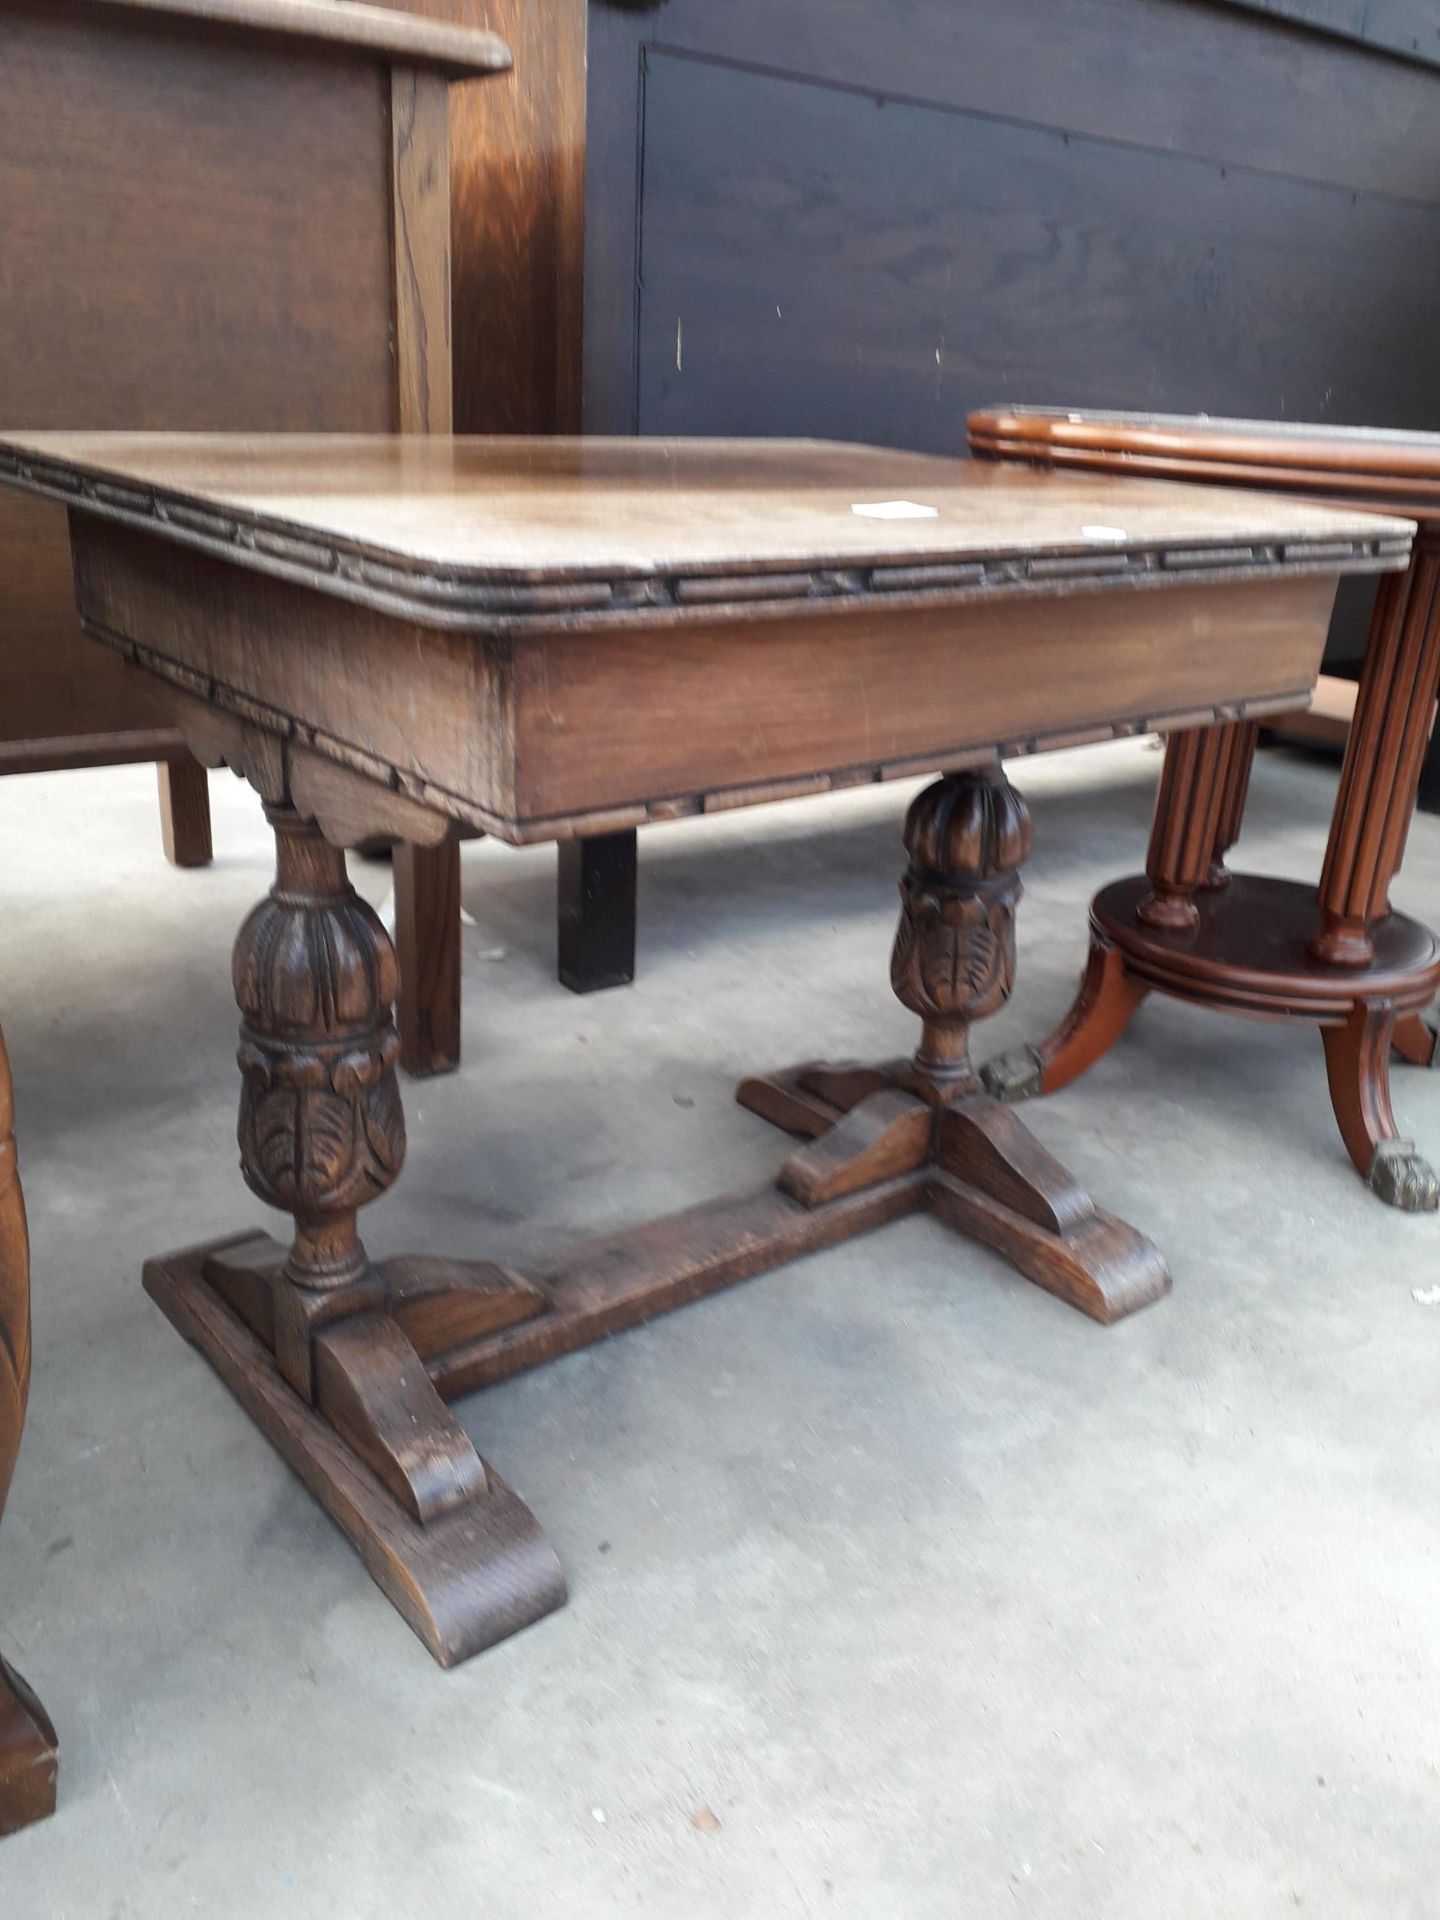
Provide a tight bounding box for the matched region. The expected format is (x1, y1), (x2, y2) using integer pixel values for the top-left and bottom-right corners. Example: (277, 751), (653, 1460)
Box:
(0, 433), (1413, 625)
(970, 406), (1440, 519)
(0, 432), (1412, 845)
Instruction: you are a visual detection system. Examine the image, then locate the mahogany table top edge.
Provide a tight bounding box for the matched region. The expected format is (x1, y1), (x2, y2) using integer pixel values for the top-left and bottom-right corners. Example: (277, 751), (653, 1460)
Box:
(0, 433), (1414, 633)
(69, 0), (513, 77)
(970, 407), (1440, 521)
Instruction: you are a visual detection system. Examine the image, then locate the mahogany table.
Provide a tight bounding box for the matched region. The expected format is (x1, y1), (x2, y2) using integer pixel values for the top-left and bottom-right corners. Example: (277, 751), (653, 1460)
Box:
(970, 408), (1440, 1210)
(0, 430), (1407, 1667)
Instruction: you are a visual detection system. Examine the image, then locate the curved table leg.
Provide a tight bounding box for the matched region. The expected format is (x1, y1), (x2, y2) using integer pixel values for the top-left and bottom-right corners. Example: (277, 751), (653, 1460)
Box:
(982, 720), (1253, 1102)
(982, 934), (1149, 1102)
(1323, 1003), (1440, 1210)
(1392, 1009), (1440, 1069)
(0, 1024), (58, 1838)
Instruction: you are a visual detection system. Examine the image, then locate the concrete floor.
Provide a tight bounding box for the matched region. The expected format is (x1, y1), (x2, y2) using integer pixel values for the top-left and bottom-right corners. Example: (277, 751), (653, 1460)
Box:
(2, 740), (1439, 1918)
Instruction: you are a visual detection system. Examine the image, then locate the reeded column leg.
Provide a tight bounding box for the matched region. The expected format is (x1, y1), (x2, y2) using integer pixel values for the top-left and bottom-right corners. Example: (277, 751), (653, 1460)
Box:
(1203, 720), (1259, 891)
(1307, 537), (1440, 1128)
(1140, 722), (1251, 930)
(146, 806), (564, 1664)
(0, 1026), (58, 1838)
(1314, 537), (1440, 967)
(982, 719), (1257, 1103)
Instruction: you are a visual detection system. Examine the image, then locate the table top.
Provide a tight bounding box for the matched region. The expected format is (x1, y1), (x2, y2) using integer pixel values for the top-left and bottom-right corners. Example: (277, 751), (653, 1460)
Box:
(0, 433), (1413, 630)
(969, 407), (1440, 520)
(78, 0), (512, 78)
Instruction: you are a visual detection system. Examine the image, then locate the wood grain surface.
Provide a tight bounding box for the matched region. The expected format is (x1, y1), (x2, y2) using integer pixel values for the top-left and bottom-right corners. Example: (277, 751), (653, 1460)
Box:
(971, 408), (1440, 521)
(80, 0), (509, 74)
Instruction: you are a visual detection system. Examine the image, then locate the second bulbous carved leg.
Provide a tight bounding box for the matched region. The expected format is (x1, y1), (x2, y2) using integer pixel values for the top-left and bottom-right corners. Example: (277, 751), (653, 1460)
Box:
(740, 769), (1170, 1324)
(145, 805), (565, 1664)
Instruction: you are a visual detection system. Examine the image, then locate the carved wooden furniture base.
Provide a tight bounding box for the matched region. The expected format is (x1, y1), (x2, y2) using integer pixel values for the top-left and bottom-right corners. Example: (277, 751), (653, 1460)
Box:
(0, 1656), (59, 1839)
(737, 1064), (1168, 1324)
(145, 1085), (1165, 1662)
(145, 1235), (565, 1666)
(130, 766), (1172, 1662)
(984, 872), (1440, 1210)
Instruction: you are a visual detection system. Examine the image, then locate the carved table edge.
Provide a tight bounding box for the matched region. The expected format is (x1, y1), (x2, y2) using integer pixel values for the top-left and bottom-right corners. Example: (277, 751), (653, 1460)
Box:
(0, 446), (1411, 632)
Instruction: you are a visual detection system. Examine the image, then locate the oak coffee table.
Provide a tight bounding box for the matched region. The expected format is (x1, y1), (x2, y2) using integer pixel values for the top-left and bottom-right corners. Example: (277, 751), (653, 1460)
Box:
(971, 408), (1440, 1208)
(0, 432), (1409, 1667)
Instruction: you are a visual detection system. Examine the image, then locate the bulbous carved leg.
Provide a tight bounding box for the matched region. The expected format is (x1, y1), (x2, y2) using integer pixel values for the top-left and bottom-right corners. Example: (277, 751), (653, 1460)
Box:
(148, 807), (564, 1665)
(235, 802), (405, 1298)
(742, 770), (1170, 1324)
(0, 1025), (58, 1837)
(890, 767), (1033, 1098)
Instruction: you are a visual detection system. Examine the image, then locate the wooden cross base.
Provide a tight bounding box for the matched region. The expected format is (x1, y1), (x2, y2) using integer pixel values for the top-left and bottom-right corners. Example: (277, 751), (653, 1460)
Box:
(0, 1655), (58, 1839)
(137, 765), (1175, 1664)
(143, 1048), (1167, 1667)
(983, 872), (1440, 1210)
(737, 1061), (1169, 1324)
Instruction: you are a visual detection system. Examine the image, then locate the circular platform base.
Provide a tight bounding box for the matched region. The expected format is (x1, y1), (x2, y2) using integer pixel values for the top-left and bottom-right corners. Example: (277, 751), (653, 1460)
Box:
(1093, 873), (1440, 1022)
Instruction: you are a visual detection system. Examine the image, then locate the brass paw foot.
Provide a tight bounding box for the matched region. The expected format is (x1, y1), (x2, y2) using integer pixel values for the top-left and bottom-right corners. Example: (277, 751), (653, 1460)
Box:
(1367, 1140), (1440, 1212)
(979, 1044), (1044, 1103)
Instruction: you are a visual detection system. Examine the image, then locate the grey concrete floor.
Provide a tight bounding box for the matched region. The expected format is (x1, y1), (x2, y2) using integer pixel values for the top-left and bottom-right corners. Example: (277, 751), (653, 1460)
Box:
(2, 740), (1440, 1918)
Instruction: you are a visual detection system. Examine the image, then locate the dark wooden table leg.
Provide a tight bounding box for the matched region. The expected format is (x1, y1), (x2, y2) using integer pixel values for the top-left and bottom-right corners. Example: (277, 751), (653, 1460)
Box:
(0, 1024), (58, 1838)
(557, 829), (637, 994)
(156, 754), (213, 869)
(145, 805), (565, 1665)
(394, 837), (463, 1078)
(1321, 537), (1440, 1078)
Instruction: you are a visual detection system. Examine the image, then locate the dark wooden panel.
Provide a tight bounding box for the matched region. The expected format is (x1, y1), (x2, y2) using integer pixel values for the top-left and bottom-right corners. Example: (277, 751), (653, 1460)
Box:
(630, 50), (1440, 450)
(587, 0), (1440, 679)
(0, 0), (400, 747)
(585, 0), (1440, 439)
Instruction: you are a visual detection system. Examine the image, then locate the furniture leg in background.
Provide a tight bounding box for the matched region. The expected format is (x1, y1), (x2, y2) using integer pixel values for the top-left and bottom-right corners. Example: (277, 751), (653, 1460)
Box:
(0, 1025), (58, 1838)
(156, 754), (213, 869)
(972, 409), (1440, 1206)
(558, 829), (637, 993)
(394, 840), (464, 1078)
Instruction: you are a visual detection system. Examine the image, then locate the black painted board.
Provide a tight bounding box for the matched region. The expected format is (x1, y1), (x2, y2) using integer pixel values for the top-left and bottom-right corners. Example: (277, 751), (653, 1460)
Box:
(633, 51), (1440, 450)
(1219, 0), (1440, 68)
(586, 0), (1440, 438)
